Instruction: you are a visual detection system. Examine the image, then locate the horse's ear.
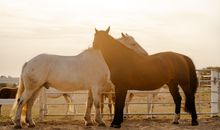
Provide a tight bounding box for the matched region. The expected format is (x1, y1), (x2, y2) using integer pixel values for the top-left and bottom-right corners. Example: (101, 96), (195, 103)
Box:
(126, 33), (129, 36)
(121, 33), (126, 38)
(95, 28), (98, 33)
(106, 26), (110, 33)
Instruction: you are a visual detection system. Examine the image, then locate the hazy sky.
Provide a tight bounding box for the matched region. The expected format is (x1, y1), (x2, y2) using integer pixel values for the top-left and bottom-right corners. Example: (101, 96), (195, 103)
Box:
(0, 0), (220, 76)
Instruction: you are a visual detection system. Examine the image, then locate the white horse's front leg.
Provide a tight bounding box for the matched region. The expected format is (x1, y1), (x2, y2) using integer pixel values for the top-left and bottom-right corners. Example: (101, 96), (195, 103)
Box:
(92, 88), (105, 126)
(84, 90), (94, 126)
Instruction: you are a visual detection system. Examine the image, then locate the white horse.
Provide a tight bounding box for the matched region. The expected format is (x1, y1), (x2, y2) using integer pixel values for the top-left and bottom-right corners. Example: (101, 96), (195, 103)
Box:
(11, 48), (114, 129)
(118, 33), (162, 118)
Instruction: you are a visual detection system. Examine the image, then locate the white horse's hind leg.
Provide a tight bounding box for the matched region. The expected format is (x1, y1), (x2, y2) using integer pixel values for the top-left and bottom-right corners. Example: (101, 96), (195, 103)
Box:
(92, 88), (105, 126)
(150, 100), (154, 118)
(14, 89), (36, 129)
(100, 94), (104, 116)
(84, 90), (94, 126)
(63, 94), (74, 114)
(25, 88), (41, 127)
(149, 94), (155, 118)
(108, 93), (113, 119)
(124, 93), (133, 118)
(147, 94), (154, 119)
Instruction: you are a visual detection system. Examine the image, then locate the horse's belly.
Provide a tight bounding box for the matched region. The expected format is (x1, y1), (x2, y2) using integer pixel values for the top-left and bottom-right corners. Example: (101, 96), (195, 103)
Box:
(127, 80), (166, 91)
(48, 80), (88, 92)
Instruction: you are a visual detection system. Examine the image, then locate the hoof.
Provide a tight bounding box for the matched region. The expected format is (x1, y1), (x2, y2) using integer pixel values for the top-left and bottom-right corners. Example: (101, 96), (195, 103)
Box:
(28, 124), (36, 128)
(110, 124), (121, 128)
(14, 125), (22, 129)
(192, 120), (199, 126)
(172, 121), (179, 124)
(98, 122), (106, 127)
(85, 122), (94, 126)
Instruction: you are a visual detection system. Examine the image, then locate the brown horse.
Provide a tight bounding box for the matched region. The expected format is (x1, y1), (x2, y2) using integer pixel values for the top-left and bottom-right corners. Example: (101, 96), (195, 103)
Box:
(0, 87), (17, 115)
(93, 27), (198, 128)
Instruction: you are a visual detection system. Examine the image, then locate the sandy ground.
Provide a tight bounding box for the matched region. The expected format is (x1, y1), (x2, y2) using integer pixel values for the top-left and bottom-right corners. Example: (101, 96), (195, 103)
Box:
(0, 116), (220, 130)
(0, 87), (219, 130)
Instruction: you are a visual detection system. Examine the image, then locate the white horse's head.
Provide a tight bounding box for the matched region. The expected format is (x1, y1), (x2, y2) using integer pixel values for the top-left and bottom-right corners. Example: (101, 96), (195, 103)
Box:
(117, 33), (148, 55)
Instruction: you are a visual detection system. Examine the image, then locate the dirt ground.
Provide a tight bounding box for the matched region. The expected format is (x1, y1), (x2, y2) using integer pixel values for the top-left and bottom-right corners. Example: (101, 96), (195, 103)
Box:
(0, 86), (219, 130)
(0, 116), (220, 130)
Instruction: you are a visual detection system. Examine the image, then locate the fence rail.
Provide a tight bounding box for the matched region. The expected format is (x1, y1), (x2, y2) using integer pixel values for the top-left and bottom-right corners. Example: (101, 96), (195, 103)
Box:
(38, 70), (220, 120)
(0, 70), (219, 120)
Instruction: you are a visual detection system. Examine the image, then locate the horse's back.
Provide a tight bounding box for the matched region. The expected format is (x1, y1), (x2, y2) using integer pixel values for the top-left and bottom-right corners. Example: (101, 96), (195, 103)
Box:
(152, 52), (192, 82)
(22, 49), (110, 91)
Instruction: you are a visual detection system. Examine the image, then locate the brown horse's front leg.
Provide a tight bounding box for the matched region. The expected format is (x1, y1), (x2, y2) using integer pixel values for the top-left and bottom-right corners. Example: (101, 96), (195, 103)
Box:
(111, 88), (127, 128)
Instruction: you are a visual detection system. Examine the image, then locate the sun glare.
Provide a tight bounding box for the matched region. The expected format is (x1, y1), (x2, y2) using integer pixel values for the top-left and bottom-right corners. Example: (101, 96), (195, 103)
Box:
(0, 0), (219, 76)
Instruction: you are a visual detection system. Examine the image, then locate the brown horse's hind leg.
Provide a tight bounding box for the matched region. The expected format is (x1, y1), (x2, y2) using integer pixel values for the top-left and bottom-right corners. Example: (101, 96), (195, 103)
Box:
(180, 85), (198, 126)
(168, 81), (182, 124)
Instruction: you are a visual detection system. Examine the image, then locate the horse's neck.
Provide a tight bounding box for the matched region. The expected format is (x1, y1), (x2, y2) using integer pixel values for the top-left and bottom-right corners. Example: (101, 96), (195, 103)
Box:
(79, 48), (99, 58)
(111, 38), (143, 58)
(136, 45), (148, 55)
(118, 37), (149, 55)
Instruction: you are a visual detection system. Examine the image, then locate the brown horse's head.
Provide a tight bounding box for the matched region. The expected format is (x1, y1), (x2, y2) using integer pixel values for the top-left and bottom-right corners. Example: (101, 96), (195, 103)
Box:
(93, 26), (111, 50)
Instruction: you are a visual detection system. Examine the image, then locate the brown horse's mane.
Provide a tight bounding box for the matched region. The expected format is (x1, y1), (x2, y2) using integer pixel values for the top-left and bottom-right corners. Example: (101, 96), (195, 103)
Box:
(94, 31), (146, 60)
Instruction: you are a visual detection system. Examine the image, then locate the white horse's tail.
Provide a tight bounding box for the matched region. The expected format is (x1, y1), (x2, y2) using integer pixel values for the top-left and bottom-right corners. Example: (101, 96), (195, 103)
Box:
(10, 62), (27, 121)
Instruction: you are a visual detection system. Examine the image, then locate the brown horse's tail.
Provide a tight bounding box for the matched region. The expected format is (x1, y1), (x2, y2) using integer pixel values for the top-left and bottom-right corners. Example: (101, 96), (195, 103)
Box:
(183, 56), (198, 113)
(10, 62), (27, 121)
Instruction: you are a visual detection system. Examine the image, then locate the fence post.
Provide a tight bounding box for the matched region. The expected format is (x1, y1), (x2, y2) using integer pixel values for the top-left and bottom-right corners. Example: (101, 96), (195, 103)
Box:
(197, 71), (202, 114)
(39, 88), (46, 121)
(218, 71), (220, 115)
(211, 70), (218, 117)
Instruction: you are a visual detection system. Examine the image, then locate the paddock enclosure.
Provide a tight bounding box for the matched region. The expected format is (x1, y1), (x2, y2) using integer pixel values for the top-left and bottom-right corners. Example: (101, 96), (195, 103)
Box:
(0, 69), (220, 129)
(0, 70), (220, 118)
(34, 69), (219, 119)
